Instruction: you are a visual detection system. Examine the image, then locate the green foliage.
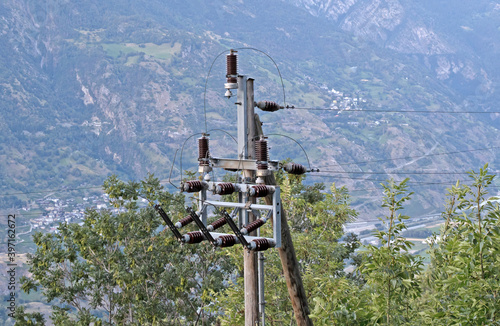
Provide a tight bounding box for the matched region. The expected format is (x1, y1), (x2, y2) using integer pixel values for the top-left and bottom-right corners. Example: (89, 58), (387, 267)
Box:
(358, 178), (423, 325)
(212, 173), (364, 325)
(17, 174), (233, 325)
(16, 168), (500, 325)
(417, 164), (500, 324)
(13, 306), (46, 326)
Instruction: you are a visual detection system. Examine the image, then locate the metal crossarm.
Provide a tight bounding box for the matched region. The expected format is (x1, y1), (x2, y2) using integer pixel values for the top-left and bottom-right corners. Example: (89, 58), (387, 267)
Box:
(179, 183), (282, 249)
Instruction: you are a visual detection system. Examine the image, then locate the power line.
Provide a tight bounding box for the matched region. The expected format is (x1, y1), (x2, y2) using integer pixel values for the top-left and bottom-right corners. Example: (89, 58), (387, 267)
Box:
(313, 175), (465, 184)
(288, 107), (500, 114)
(312, 170), (495, 175)
(313, 146), (500, 168)
(1, 185), (103, 197)
(307, 175), (500, 187)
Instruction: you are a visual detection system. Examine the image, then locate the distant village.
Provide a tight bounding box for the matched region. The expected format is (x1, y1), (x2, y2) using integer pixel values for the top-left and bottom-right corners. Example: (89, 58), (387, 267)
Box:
(324, 87), (408, 128)
(21, 193), (131, 234)
(325, 87), (367, 111)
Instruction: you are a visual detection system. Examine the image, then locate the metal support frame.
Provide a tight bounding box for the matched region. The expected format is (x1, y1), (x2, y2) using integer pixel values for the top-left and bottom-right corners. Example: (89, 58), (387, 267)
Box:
(193, 181), (281, 248)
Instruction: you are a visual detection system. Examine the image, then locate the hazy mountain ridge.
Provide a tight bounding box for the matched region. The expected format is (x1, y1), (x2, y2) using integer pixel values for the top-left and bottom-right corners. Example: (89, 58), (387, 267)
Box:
(286, 0), (498, 98)
(1, 0), (499, 217)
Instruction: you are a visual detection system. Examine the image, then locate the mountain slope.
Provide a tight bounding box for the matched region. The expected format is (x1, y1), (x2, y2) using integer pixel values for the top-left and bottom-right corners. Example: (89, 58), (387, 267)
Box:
(1, 0), (499, 218)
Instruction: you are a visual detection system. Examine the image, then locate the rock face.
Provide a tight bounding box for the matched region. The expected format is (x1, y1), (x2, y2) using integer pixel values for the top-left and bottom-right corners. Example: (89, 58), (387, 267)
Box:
(287, 0), (357, 20)
(285, 0), (497, 94)
(286, 0), (453, 53)
(341, 0), (405, 43)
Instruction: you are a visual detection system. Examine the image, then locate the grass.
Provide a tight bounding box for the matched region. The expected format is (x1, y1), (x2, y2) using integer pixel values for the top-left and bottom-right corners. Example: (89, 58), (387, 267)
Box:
(101, 42), (182, 61)
(126, 55), (141, 66)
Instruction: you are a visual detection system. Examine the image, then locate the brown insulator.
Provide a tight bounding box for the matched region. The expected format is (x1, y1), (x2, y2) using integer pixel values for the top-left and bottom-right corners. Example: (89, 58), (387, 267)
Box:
(255, 138), (269, 170)
(243, 219), (266, 234)
(198, 136), (210, 166)
(208, 217), (227, 231)
(283, 162), (307, 175)
(215, 182), (236, 195)
(186, 231), (204, 244)
(251, 185), (270, 197)
(251, 238), (271, 251)
(175, 215), (194, 228)
(226, 50), (238, 84)
(218, 235), (237, 248)
(256, 101), (281, 112)
(183, 180), (205, 193)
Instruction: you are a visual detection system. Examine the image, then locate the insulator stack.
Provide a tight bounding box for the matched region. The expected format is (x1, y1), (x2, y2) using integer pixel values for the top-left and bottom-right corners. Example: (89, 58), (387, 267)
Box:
(215, 182), (236, 195)
(198, 136), (210, 165)
(256, 101), (281, 112)
(283, 162), (307, 175)
(175, 215), (194, 228)
(250, 185), (271, 197)
(182, 180), (206, 193)
(218, 235), (237, 248)
(255, 138), (269, 176)
(241, 219), (266, 235)
(207, 217), (227, 231)
(185, 231), (204, 244)
(251, 238), (272, 251)
(226, 50), (238, 84)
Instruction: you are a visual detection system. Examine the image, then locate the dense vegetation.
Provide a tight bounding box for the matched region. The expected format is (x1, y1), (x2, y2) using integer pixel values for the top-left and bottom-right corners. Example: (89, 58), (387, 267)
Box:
(13, 165), (500, 325)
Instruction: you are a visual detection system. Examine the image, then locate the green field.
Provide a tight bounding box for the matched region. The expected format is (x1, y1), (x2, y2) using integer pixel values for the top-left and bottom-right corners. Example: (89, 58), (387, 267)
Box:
(101, 42), (182, 61)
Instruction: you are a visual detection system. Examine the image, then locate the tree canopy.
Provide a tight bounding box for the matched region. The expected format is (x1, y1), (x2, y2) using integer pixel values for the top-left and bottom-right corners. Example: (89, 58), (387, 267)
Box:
(15, 165), (500, 325)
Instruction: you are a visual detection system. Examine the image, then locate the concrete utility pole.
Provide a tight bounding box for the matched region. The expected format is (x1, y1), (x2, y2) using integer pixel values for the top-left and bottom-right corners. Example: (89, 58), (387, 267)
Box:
(241, 77), (259, 325)
(232, 50), (312, 325)
(226, 49), (312, 325)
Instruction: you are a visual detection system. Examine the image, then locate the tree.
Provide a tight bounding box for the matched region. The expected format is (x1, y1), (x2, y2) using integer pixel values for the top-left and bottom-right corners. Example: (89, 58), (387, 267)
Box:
(417, 164), (500, 324)
(358, 178), (422, 325)
(17, 174), (233, 325)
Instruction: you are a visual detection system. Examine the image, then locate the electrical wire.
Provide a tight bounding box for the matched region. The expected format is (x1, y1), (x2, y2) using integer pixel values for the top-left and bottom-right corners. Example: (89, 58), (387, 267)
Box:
(266, 133), (312, 170)
(179, 132), (204, 182)
(202, 47), (287, 133)
(314, 146), (500, 168)
(312, 170), (498, 175)
(207, 129), (237, 144)
(168, 149), (180, 190)
(288, 108), (500, 114)
(307, 175), (466, 184)
(235, 47), (287, 107)
(1, 185), (103, 197)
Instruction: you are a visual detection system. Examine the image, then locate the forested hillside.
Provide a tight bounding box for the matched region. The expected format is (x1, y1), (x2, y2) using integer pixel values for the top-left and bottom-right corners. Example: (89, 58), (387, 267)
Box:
(1, 0), (499, 217)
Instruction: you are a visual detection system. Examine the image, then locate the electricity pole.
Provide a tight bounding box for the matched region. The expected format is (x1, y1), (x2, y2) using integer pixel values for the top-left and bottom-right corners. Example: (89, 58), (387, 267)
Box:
(231, 54), (312, 325)
(156, 49), (312, 326)
(237, 75), (259, 325)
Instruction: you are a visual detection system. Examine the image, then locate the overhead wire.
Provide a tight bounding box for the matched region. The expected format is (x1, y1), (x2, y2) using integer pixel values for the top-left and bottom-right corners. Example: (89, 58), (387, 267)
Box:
(1, 185), (103, 197)
(311, 170), (497, 175)
(288, 108), (500, 114)
(267, 133), (312, 170)
(202, 47), (287, 134)
(314, 146), (500, 168)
